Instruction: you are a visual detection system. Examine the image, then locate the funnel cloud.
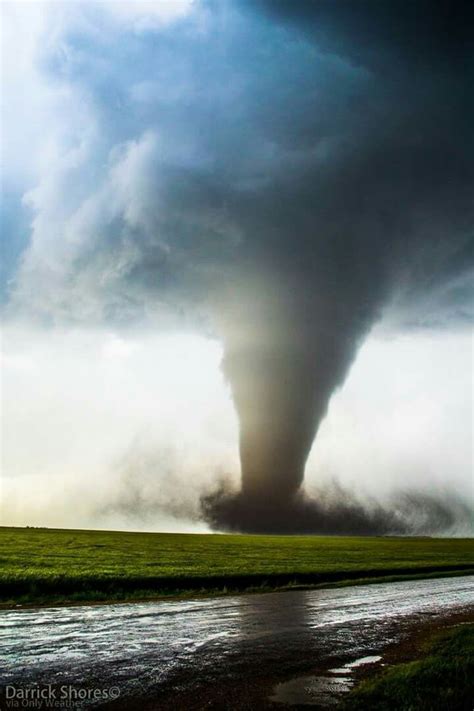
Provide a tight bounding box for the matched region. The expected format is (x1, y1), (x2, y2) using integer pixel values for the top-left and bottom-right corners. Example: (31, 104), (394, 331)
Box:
(4, 0), (473, 533)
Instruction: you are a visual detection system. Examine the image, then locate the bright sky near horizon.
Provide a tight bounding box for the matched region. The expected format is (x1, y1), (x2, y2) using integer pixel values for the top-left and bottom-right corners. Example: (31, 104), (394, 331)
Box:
(2, 323), (472, 530)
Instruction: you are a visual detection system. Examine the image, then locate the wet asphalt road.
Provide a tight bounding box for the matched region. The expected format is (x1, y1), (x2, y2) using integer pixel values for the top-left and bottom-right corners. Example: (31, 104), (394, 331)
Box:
(0, 575), (473, 707)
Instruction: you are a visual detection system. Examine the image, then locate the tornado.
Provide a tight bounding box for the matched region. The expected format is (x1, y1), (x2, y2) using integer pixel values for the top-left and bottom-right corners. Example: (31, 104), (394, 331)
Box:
(222, 293), (373, 506)
(10, 0), (474, 533)
(204, 252), (394, 531)
(199, 1), (473, 532)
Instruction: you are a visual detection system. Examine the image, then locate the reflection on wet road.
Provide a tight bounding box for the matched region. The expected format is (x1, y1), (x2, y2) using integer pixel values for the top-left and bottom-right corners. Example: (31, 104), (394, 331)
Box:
(1, 575), (473, 705)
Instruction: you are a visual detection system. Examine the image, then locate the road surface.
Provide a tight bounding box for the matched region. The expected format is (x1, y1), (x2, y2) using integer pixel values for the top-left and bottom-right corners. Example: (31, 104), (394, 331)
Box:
(0, 575), (473, 708)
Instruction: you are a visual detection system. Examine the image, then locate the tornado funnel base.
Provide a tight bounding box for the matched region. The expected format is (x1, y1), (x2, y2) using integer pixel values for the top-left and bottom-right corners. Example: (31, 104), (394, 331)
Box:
(200, 485), (409, 535)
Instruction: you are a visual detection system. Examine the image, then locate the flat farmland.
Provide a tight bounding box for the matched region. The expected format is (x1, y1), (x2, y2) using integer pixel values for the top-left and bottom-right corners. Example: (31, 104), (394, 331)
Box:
(1, 526), (472, 606)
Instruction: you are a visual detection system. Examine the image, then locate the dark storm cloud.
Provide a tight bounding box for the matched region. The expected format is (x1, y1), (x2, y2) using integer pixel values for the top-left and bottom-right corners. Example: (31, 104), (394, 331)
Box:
(10, 0), (473, 532)
(253, 0), (473, 64)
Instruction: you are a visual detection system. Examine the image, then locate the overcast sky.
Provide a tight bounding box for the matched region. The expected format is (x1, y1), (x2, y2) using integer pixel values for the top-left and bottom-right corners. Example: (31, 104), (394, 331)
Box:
(1, 1), (472, 532)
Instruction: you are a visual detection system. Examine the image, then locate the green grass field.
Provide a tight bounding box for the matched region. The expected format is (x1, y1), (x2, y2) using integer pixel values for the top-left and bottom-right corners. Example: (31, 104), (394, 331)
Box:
(344, 624), (474, 710)
(0, 526), (472, 605)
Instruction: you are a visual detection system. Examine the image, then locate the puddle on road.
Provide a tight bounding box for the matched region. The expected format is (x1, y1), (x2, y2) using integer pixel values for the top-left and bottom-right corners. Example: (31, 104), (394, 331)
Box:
(329, 655), (382, 674)
(270, 655), (382, 706)
(270, 675), (353, 707)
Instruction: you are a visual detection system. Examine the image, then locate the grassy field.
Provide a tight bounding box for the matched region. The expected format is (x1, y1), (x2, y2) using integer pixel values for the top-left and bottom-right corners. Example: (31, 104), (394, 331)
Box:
(344, 624), (474, 710)
(0, 526), (472, 605)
